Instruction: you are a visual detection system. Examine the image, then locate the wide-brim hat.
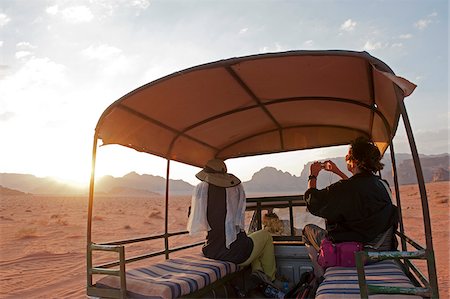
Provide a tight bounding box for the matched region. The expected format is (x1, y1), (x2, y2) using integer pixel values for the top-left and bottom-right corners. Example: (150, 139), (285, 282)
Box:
(195, 159), (241, 188)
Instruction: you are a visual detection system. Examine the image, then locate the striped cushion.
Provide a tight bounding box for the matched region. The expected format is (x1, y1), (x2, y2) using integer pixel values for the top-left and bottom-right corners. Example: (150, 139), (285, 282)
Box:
(96, 254), (237, 299)
(316, 260), (422, 298)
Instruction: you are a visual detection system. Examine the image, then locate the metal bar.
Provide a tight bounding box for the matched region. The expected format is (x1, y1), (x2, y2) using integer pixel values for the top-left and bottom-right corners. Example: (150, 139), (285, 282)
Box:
(355, 251), (369, 299)
(101, 234), (166, 246)
(94, 241), (205, 269)
(119, 246), (127, 299)
(179, 96), (388, 141)
(367, 285), (431, 297)
(164, 159), (170, 260)
(247, 204), (306, 211)
(404, 259), (430, 288)
(288, 200), (294, 236)
(96, 249), (167, 269)
(256, 202), (262, 230)
(87, 133), (98, 288)
(395, 231), (425, 250)
(397, 99), (439, 298)
(91, 268), (121, 276)
(264, 97), (392, 138)
(168, 241), (205, 253)
(87, 286), (122, 299)
(247, 195), (304, 202)
(366, 250), (426, 261)
(117, 104), (218, 152)
(91, 243), (123, 252)
(389, 144), (407, 252)
(86, 243), (93, 288)
(218, 123), (370, 158)
(226, 66), (285, 150)
(366, 62), (375, 139)
(100, 230), (189, 246)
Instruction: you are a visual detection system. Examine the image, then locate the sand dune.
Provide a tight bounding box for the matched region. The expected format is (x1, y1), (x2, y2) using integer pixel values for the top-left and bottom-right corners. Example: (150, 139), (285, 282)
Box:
(0, 182), (448, 298)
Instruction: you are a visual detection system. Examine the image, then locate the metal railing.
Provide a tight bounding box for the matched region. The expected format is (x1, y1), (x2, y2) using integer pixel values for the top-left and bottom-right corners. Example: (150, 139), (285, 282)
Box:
(355, 230), (436, 298)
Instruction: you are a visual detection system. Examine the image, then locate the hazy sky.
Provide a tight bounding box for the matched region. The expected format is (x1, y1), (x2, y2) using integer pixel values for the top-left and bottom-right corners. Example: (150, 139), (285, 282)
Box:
(0, 0), (448, 185)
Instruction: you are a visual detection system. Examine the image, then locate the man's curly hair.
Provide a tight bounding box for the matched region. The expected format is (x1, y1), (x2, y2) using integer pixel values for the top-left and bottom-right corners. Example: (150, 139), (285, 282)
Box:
(347, 137), (384, 172)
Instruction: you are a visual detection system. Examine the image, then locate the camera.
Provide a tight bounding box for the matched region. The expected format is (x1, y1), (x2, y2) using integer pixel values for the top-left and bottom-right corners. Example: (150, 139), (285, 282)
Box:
(321, 161), (332, 170)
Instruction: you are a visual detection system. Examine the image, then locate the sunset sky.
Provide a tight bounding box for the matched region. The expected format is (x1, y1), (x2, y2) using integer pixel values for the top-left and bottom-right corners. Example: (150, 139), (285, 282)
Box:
(0, 0), (448, 186)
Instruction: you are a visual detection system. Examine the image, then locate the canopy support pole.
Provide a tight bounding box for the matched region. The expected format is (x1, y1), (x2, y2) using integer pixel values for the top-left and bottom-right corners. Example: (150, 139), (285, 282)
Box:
(389, 143), (411, 275)
(87, 132), (99, 288)
(389, 144), (407, 252)
(398, 100), (439, 298)
(164, 159), (171, 259)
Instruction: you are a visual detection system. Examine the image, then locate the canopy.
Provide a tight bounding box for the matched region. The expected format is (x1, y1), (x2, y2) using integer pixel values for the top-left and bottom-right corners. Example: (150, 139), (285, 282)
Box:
(95, 50), (416, 168)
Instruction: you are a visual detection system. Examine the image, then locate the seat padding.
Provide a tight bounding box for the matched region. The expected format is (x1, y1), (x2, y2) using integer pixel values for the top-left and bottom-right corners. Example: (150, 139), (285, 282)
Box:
(316, 260), (422, 298)
(96, 254), (237, 299)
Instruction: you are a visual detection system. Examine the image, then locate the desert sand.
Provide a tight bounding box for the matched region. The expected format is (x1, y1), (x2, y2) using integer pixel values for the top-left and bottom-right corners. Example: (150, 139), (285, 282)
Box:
(0, 181), (448, 298)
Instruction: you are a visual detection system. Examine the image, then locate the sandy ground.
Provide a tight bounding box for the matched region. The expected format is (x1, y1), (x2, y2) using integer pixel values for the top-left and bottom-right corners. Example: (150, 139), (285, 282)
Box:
(0, 181), (448, 298)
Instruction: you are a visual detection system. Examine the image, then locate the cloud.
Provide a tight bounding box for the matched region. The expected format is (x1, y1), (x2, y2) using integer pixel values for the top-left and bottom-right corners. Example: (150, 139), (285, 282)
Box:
(414, 12), (437, 30)
(0, 111), (15, 121)
(88, 0), (150, 17)
(363, 40), (385, 51)
(15, 51), (32, 59)
(395, 128), (449, 154)
(414, 19), (431, 30)
(391, 43), (403, 48)
(239, 28), (248, 34)
(81, 44), (134, 76)
(46, 5), (59, 15)
(340, 19), (356, 32)
(259, 43), (285, 53)
(17, 42), (37, 50)
(61, 6), (94, 23)
(0, 41), (3, 47)
(81, 44), (122, 60)
(130, 0), (151, 10)
(303, 40), (314, 47)
(0, 57), (68, 141)
(0, 64), (9, 79)
(1, 57), (67, 94)
(0, 13), (11, 27)
(399, 34), (413, 39)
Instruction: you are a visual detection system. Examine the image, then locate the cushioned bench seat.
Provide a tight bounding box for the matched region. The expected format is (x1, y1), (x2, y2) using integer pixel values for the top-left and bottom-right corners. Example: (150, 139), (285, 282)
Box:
(316, 260), (422, 298)
(96, 254), (238, 299)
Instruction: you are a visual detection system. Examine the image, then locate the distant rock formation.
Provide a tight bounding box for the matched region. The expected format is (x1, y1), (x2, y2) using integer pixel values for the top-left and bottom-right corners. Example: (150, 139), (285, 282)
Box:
(243, 167), (302, 194)
(0, 185), (29, 196)
(0, 172), (194, 197)
(94, 172), (193, 195)
(432, 167), (449, 182)
(0, 153), (448, 196)
(392, 155), (449, 185)
(104, 186), (161, 197)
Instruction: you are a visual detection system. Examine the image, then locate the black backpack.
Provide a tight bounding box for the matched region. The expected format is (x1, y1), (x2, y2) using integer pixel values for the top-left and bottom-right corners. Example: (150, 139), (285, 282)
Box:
(284, 271), (319, 299)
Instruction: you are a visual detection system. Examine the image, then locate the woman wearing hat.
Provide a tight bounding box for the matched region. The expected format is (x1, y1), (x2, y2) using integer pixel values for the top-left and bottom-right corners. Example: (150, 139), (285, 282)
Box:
(187, 159), (277, 282)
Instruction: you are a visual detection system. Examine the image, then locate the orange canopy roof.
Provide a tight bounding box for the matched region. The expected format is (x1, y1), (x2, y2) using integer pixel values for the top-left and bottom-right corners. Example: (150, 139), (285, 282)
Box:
(95, 50), (416, 168)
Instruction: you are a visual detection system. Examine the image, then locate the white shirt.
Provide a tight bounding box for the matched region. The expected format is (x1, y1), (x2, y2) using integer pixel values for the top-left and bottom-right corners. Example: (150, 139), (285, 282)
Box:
(187, 181), (246, 248)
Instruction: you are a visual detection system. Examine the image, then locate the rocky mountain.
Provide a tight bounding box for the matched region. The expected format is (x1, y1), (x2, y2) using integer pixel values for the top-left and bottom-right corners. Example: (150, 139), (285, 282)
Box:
(243, 167), (302, 195)
(0, 173), (83, 195)
(1, 153), (448, 196)
(0, 172), (194, 196)
(393, 155), (449, 185)
(94, 172), (192, 196)
(242, 154), (449, 195)
(0, 185), (30, 196)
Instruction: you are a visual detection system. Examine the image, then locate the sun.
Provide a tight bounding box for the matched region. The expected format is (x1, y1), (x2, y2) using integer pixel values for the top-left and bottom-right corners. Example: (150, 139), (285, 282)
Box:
(36, 154), (94, 188)
(51, 167), (92, 188)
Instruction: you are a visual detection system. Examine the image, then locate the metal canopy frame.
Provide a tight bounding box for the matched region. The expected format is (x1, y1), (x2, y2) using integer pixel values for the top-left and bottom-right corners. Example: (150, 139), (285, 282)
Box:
(85, 50), (439, 298)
